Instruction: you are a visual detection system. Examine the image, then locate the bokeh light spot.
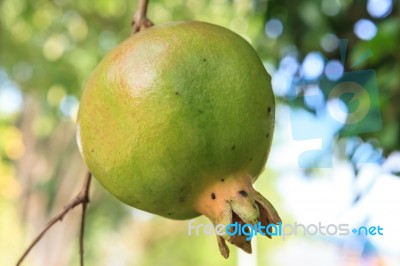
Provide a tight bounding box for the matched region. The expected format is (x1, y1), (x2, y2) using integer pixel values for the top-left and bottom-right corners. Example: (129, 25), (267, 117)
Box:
(265, 19), (283, 39)
(354, 19), (377, 40)
(279, 56), (299, 77)
(60, 95), (79, 121)
(367, 0), (392, 18)
(321, 0), (341, 16)
(321, 33), (339, 52)
(325, 60), (344, 81)
(43, 34), (70, 61)
(302, 52), (325, 80)
(47, 84), (66, 107)
(0, 82), (23, 115)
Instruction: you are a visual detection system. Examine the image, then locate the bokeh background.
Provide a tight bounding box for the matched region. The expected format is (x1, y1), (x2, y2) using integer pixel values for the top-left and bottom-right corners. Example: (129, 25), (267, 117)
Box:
(1, 0), (400, 265)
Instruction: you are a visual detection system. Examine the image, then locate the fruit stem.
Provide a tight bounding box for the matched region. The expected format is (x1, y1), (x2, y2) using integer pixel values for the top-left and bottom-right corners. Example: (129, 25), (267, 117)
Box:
(131, 0), (154, 34)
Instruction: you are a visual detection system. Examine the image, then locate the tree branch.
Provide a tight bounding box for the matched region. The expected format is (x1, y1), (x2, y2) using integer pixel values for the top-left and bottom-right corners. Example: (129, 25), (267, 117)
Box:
(131, 0), (153, 34)
(79, 172), (92, 266)
(16, 172), (92, 266)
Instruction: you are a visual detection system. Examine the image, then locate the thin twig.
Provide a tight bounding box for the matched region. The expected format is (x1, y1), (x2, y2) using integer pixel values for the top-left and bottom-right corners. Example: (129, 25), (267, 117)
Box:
(79, 172), (92, 266)
(131, 0), (153, 34)
(16, 172), (92, 266)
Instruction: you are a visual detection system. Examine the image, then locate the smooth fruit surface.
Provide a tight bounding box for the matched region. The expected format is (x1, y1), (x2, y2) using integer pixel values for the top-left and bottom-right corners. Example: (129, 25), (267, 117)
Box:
(77, 21), (279, 256)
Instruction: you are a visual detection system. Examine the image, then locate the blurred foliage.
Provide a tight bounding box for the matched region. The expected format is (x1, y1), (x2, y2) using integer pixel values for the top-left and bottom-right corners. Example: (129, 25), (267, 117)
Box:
(0, 0), (399, 265)
(261, 0), (400, 153)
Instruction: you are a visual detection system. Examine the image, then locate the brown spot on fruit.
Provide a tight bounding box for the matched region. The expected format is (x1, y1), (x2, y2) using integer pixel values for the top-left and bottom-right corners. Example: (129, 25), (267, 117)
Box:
(239, 190), (248, 197)
(211, 193), (216, 200)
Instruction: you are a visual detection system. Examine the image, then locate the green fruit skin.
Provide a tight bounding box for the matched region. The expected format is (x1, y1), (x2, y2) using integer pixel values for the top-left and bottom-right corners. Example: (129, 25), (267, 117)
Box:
(77, 21), (274, 219)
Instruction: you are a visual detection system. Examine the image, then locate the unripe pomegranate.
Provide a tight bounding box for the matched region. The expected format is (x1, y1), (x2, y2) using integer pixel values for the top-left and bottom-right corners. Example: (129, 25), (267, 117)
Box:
(77, 21), (280, 258)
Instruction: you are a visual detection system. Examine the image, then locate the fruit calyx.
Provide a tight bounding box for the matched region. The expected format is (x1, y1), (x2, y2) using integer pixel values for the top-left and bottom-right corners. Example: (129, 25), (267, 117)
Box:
(194, 173), (281, 258)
